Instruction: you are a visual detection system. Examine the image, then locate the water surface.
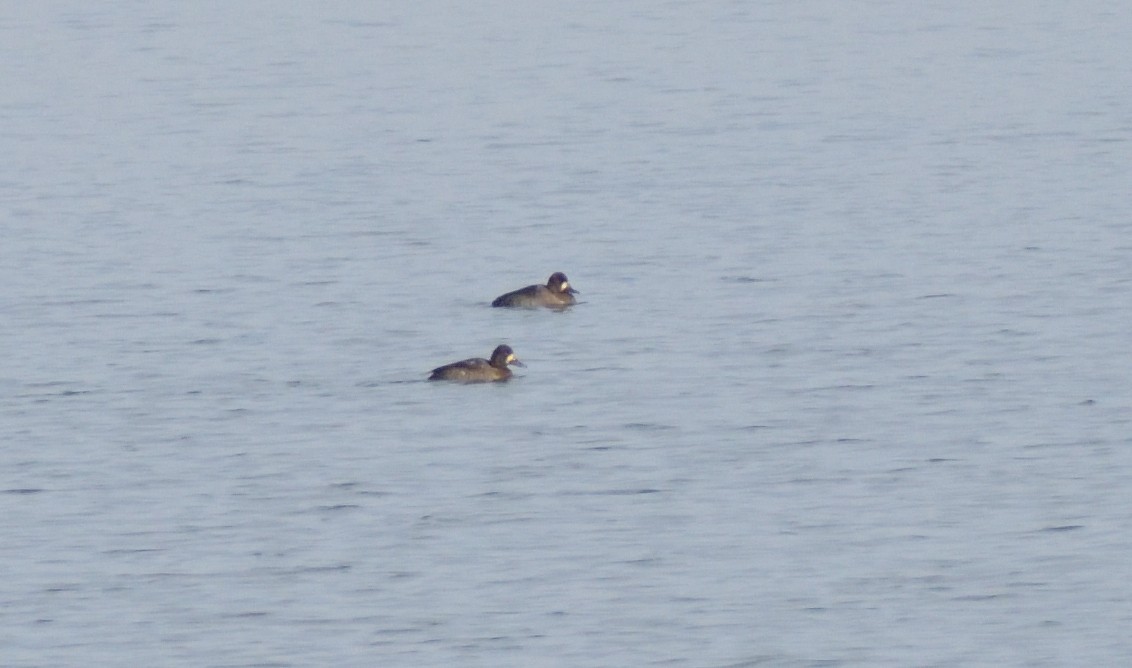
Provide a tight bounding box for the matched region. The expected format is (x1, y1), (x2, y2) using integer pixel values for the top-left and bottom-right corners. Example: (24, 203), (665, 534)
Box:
(3, 2), (1131, 666)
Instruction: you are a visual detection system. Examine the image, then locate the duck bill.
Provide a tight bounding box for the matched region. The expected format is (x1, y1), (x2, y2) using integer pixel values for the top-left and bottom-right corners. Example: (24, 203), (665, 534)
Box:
(511, 359), (526, 367)
(565, 287), (579, 295)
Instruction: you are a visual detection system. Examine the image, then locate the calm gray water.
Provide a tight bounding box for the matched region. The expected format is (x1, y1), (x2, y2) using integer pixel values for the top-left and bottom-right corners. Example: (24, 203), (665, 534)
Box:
(3, 2), (1131, 666)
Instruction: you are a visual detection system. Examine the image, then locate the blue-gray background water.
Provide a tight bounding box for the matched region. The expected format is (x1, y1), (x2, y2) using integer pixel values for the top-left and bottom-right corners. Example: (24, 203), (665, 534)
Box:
(3, 3), (1131, 666)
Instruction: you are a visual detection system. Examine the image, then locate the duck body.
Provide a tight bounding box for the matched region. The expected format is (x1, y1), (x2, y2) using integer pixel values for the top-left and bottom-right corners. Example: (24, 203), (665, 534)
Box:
(428, 344), (524, 383)
(492, 272), (578, 309)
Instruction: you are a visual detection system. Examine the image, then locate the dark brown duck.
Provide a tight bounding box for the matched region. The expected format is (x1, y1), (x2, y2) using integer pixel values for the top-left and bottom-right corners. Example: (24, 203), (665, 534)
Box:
(428, 344), (525, 383)
(491, 272), (579, 309)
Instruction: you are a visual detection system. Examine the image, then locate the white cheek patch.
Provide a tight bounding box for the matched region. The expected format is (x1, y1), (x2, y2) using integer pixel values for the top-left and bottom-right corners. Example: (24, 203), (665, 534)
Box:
(506, 354), (516, 364)
(560, 282), (570, 291)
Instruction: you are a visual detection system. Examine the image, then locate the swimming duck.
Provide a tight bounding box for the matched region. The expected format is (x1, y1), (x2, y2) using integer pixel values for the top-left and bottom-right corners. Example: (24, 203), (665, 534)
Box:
(491, 272), (579, 309)
(428, 344), (525, 383)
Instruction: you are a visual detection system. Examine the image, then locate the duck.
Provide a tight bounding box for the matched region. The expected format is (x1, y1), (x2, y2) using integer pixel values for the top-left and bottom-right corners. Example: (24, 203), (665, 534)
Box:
(491, 272), (579, 309)
(428, 344), (525, 383)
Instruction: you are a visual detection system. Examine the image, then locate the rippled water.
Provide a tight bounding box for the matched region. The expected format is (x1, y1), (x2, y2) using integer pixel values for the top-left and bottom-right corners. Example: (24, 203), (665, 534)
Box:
(4, 2), (1132, 666)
